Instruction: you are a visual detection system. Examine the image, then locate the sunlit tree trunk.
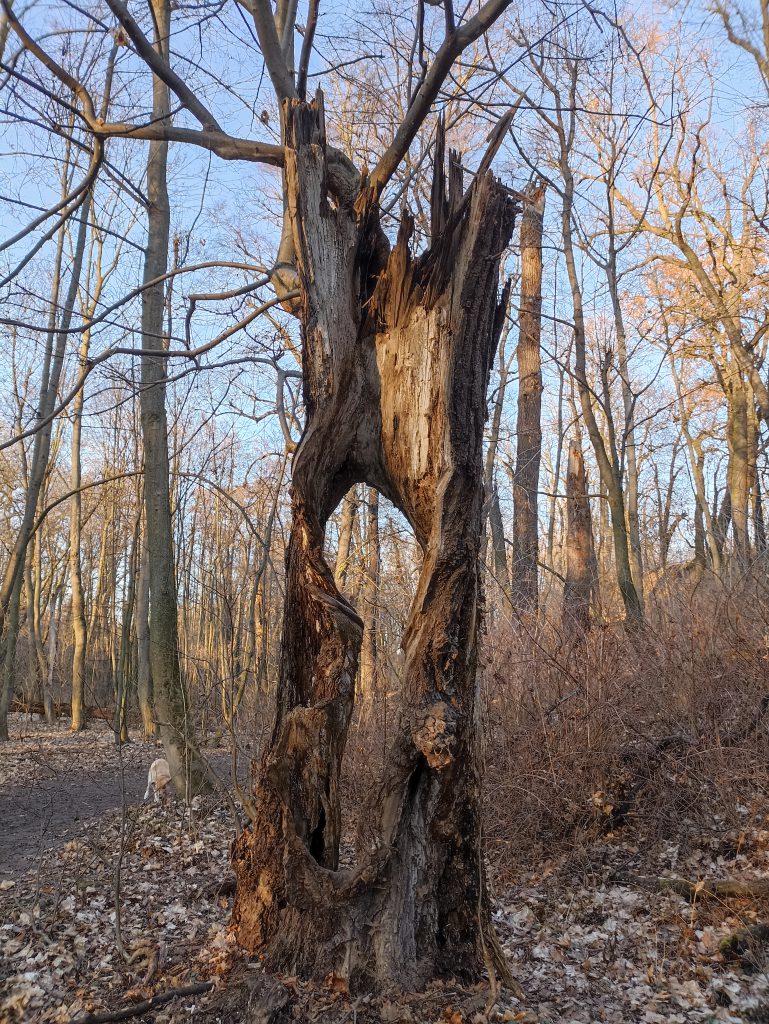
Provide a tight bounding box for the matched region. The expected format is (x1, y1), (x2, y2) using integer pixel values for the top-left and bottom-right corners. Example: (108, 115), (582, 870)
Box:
(139, 0), (208, 796)
(668, 348), (722, 572)
(603, 164), (643, 610)
(748, 393), (766, 554)
(727, 377), (751, 567)
(511, 184), (545, 612)
(714, 486), (732, 564)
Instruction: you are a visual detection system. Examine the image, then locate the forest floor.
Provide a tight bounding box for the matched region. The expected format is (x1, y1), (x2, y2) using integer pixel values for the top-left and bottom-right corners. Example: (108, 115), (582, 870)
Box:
(1, 719), (768, 1024)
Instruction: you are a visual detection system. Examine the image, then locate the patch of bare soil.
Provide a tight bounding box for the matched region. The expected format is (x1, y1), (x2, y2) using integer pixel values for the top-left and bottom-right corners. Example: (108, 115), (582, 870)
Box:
(0, 717), (243, 879)
(0, 717), (157, 878)
(1, 723), (769, 1023)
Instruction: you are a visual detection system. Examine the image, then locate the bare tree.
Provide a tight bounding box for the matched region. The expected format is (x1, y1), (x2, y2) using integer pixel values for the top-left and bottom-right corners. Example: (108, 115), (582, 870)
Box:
(137, 0), (208, 796)
(511, 182), (546, 612)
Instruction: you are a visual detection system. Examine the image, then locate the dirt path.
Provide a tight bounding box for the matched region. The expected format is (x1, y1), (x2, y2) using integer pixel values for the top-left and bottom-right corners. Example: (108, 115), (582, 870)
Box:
(0, 717), (241, 878)
(0, 764), (149, 877)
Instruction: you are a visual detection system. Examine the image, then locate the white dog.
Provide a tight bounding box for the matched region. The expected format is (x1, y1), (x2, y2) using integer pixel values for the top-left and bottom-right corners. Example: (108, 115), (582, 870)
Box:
(144, 758), (172, 803)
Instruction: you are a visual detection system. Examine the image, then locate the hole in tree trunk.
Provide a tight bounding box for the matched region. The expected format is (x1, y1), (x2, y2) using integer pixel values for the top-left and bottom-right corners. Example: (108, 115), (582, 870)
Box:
(330, 491), (425, 861)
(309, 802), (326, 863)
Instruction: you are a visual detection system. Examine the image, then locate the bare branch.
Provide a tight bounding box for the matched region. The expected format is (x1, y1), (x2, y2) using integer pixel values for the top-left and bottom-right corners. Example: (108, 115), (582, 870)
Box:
(250, 0), (298, 103)
(369, 0), (513, 193)
(104, 0), (222, 131)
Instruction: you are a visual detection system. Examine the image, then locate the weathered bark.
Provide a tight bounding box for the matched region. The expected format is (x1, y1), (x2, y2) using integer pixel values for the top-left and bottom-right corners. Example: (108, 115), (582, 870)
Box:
(511, 184), (545, 612)
(232, 100), (516, 991)
(562, 439), (593, 633)
(140, 0), (207, 797)
(481, 329), (512, 607)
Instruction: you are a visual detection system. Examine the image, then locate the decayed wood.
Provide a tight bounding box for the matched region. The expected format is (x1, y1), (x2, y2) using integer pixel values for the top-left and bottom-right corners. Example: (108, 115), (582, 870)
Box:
(232, 97), (517, 992)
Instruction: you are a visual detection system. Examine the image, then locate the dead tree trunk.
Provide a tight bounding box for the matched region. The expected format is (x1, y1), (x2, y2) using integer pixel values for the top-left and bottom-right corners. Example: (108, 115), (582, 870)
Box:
(511, 183), (545, 612)
(562, 439), (593, 634)
(232, 100), (516, 992)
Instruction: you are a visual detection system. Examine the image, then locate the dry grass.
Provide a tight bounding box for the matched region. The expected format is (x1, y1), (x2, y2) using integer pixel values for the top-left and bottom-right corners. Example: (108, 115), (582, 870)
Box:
(481, 568), (769, 882)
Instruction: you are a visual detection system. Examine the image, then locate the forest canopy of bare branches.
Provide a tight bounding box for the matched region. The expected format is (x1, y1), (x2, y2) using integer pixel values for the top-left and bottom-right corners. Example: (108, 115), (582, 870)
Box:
(1, 0), (769, 1021)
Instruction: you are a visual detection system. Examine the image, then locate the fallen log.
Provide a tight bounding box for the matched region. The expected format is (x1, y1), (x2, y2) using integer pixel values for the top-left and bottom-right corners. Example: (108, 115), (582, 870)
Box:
(612, 873), (769, 901)
(657, 877), (769, 901)
(9, 699), (115, 722)
(69, 981), (214, 1024)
